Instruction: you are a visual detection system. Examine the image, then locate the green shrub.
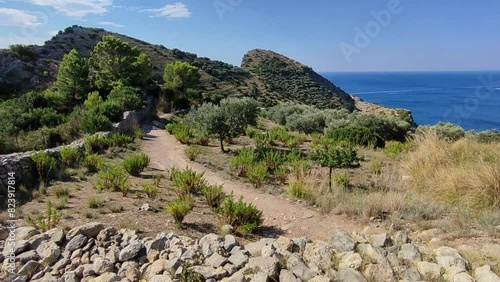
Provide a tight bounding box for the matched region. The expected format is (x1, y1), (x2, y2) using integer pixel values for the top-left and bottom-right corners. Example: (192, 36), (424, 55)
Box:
(166, 196), (194, 226)
(166, 123), (193, 144)
(245, 127), (260, 138)
(202, 184), (226, 208)
(173, 168), (206, 196)
(80, 112), (112, 134)
(417, 122), (465, 141)
(88, 197), (105, 209)
(134, 128), (145, 140)
(247, 161), (269, 188)
(185, 146), (201, 161)
(327, 126), (381, 147)
(109, 203), (124, 213)
(84, 91), (103, 108)
(217, 196), (263, 234)
(286, 112), (325, 134)
(274, 165), (289, 184)
(96, 166), (129, 195)
(193, 135), (210, 146)
(82, 154), (105, 173)
(123, 153), (150, 176)
(26, 201), (61, 232)
(54, 196), (68, 210)
(477, 130), (500, 143)
(174, 130), (191, 144)
(268, 126), (290, 143)
(60, 147), (81, 168)
(167, 166), (180, 180)
(84, 135), (108, 155)
(289, 160), (311, 179)
(141, 183), (159, 199)
(109, 133), (133, 147)
(289, 180), (314, 201)
(31, 151), (57, 182)
(370, 160), (383, 175)
(230, 147), (256, 177)
(107, 85), (143, 111)
(332, 173), (350, 189)
(95, 101), (123, 122)
(285, 136), (300, 149)
(261, 149), (285, 172)
(54, 187), (69, 198)
(384, 141), (412, 159)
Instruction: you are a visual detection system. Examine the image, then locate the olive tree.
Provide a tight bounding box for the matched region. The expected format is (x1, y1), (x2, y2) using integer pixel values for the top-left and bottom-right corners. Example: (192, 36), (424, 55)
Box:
(310, 144), (361, 191)
(186, 98), (259, 152)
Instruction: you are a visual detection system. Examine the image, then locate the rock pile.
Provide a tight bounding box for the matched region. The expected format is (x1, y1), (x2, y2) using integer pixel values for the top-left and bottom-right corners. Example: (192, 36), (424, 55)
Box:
(1, 222), (499, 282)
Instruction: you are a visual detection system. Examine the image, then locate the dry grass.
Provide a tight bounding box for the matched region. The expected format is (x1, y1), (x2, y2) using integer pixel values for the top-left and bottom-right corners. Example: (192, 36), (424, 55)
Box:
(403, 131), (500, 211)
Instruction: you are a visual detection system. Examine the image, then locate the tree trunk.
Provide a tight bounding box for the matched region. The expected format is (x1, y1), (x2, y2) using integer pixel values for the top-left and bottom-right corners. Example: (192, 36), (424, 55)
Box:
(329, 167), (333, 192)
(220, 138), (227, 153)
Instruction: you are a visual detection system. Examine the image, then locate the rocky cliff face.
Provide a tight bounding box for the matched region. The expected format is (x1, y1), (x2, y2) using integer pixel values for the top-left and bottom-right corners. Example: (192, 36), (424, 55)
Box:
(2, 222), (498, 282)
(0, 52), (58, 98)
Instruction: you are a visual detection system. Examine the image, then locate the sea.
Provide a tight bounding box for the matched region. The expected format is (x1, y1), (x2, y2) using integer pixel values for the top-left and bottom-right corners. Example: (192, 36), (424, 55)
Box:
(323, 71), (500, 132)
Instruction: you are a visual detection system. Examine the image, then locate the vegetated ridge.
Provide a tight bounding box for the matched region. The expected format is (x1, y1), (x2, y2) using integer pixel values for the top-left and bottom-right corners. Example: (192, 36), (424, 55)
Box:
(0, 25), (403, 117)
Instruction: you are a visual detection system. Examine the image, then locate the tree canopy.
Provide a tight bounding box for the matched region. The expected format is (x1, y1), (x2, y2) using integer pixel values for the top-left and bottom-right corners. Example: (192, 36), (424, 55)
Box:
(163, 61), (201, 111)
(55, 49), (89, 105)
(89, 35), (151, 92)
(186, 97), (260, 152)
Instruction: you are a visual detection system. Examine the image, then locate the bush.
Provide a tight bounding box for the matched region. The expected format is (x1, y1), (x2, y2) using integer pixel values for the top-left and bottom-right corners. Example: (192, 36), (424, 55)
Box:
(202, 184), (226, 208)
(31, 151), (57, 182)
(289, 179), (314, 201)
(123, 153), (150, 176)
(60, 147), (81, 168)
(107, 85), (143, 111)
(185, 146), (201, 161)
(247, 161), (269, 188)
(268, 126), (290, 143)
(166, 196), (194, 226)
(286, 112), (325, 134)
(95, 101), (123, 122)
(84, 91), (103, 108)
(332, 173), (350, 189)
(285, 136), (300, 149)
(417, 122), (465, 141)
(82, 154), (105, 173)
(327, 126), (381, 147)
(141, 183), (159, 199)
(217, 196), (263, 234)
(261, 149), (285, 172)
(109, 133), (133, 147)
(166, 123), (193, 144)
(245, 127), (260, 138)
(54, 187), (69, 199)
(477, 130), (500, 143)
(230, 147), (257, 177)
(173, 168), (206, 196)
(9, 44), (37, 60)
(84, 135), (108, 155)
(384, 141), (412, 159)
(96, 166), (129, 195)
(370, 160), (383, 175)
(26, 201), (61, 232)
(274, 165), (289, 184)
(88, 197), (105, 209)
(80, 112), (112, 134)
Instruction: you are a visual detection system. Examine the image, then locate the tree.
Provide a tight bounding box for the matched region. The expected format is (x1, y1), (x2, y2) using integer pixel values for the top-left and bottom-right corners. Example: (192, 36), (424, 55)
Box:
(311, 144), (361, 191)
(163, 61), (201, 112)
(55, 49), (89, 105)
(89, 35), (151, 92)
(186, 98), (259, 152)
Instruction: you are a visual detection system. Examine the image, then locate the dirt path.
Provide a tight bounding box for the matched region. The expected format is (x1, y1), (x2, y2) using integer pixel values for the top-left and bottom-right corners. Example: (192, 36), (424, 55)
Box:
(141, 128), (366, 241)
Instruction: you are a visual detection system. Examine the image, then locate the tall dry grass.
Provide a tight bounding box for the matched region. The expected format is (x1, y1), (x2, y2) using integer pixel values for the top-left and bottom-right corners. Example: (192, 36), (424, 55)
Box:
(402, 130), (500, 211)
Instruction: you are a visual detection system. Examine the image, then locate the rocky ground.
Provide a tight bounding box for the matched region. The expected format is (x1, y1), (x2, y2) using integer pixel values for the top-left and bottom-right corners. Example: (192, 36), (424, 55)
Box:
(1, 222), (499, 282)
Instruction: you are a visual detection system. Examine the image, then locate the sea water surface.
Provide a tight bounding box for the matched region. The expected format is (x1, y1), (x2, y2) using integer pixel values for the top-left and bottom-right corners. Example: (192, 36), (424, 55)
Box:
(323, 71), (500, 131)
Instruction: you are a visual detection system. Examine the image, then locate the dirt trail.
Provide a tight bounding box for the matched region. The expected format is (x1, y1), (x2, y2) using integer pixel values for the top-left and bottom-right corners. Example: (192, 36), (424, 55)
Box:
(141, 127), (365, 241)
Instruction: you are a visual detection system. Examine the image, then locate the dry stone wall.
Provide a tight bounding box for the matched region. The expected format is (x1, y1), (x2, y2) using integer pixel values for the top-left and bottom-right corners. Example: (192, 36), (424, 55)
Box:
(0, 96), (155, 200)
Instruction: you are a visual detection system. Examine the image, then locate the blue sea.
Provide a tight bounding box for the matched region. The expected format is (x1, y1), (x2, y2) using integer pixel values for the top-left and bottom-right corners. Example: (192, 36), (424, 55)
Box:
(323, 71), (500, 132)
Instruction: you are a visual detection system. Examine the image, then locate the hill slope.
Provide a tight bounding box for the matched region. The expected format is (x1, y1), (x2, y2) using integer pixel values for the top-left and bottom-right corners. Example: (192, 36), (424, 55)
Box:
(1, 25), (387, 114)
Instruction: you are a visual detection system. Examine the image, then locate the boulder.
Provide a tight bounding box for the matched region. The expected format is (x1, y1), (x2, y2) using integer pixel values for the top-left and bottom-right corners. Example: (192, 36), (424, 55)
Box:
(66, 223), (104, 240)
(337, 251), (362, 270)
(286, 253), (319, 282)
(303, 241), (334, 272)
(332, 229), (357, 252)
(65, 235), (88, 253)
(119, 241), (144, 261)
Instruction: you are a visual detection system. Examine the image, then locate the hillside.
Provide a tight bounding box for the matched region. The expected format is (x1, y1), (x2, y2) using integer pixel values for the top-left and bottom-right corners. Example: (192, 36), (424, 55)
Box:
(2, 25), (363, 112)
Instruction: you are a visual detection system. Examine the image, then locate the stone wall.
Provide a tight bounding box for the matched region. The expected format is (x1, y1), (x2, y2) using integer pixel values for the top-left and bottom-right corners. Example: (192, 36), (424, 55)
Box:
(2, 222), (499, 281)
(0, 95), (156, 201)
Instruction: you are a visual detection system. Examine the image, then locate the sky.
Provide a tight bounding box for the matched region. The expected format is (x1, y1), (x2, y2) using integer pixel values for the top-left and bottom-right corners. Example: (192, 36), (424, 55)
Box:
(0, 0), (499, 72)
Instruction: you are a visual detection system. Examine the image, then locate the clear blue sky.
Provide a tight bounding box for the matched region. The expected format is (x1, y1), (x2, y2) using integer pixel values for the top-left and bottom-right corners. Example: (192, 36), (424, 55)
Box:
(1, 0), (499, 72)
